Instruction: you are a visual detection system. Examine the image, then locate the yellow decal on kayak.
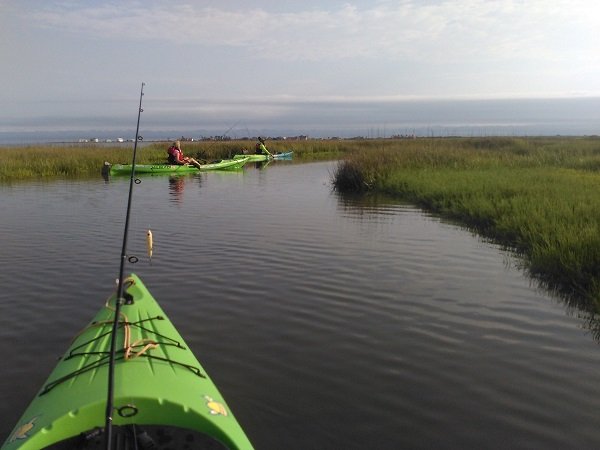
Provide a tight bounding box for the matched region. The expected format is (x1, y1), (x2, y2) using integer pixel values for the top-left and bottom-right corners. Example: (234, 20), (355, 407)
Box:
(9, 416), (38, 442)
(205, 395), (228, 416)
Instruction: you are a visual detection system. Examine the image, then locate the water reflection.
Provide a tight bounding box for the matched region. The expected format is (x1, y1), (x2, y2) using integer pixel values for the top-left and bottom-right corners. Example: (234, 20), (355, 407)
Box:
(168, 175), (186, 204)
(254, 160), (271, 170)
(522, 272), (600, 340)
(336, 189), (600, 342)
(334, 191), (412, 217)
(166, 174), (204, 205)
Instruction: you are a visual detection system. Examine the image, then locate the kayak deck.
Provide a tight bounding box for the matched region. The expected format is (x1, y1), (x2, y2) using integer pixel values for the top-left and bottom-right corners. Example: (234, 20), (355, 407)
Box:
(3, 274), (253, 450)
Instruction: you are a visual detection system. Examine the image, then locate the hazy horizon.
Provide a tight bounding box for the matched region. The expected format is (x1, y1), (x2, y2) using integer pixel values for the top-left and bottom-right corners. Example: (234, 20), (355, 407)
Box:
(1, 96), (599, 145)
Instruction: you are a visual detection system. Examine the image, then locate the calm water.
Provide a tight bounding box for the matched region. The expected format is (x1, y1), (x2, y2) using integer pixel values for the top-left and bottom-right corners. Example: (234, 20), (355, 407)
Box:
(1, 161), (600, 449)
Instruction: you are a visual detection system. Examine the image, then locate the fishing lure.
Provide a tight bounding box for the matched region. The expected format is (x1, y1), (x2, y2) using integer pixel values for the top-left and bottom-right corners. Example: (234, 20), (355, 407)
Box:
(147, 229), (153, 262)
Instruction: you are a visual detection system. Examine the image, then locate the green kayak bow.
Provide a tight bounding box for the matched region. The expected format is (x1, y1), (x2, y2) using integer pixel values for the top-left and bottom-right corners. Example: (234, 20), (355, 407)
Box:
(2, 274), (254, 450)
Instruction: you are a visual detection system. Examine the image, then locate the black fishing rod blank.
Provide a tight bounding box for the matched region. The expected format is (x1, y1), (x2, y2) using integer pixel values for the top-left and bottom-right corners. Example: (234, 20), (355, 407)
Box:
(104, 82), (145, 450)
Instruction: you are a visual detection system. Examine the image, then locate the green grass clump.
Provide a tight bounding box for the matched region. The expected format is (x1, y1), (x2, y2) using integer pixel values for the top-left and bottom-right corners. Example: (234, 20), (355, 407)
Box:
(333, 137), (600, 311)
(0, 144), (165, 182)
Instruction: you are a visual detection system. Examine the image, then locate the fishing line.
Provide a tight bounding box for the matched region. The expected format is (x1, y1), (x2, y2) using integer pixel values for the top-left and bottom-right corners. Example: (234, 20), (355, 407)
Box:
(104, 82), (145, 450)
(197, 120), (241, 159)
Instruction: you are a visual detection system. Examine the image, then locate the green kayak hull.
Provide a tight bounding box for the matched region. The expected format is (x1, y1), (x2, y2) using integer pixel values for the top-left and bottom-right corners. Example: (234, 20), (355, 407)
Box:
(272, 151), (293, 160)
(233, 152), (293, 162)
(2, 274), (253, 450)
(233, 154), (269, 162)
(109, 157), (249, 176)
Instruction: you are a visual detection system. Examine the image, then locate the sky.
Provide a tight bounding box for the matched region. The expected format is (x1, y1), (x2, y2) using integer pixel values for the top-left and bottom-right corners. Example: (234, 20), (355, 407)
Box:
(1, 0), (599, 139)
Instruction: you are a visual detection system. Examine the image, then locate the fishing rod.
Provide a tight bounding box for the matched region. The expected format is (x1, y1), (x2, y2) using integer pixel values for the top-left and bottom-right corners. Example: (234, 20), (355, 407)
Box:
(195, 120), (241, 159)
(220, 119), (240, 140)
(104, 82), (145, 449)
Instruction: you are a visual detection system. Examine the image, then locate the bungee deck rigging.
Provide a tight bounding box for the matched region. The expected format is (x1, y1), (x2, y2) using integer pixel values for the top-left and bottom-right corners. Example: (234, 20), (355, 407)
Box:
(39, 288), (208, 398)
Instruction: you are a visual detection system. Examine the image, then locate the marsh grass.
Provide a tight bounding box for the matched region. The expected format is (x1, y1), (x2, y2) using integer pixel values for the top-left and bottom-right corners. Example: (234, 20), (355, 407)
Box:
(333, 137), (600, 311)
(0, 140), (348, 182)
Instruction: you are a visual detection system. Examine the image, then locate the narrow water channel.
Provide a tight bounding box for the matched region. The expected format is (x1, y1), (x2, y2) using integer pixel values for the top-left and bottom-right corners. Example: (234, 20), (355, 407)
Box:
(1, 161), (599, 449)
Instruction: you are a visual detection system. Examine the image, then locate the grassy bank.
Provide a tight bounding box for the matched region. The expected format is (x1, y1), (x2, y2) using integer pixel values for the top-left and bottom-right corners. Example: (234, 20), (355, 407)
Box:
(0, 139), (347, 182)
(333, 137), (600, 311)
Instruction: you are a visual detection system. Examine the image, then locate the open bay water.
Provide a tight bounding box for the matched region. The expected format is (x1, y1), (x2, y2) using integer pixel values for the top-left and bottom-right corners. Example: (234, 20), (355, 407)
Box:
(1, 97), (599, 144)
(1, 161), (600, 448)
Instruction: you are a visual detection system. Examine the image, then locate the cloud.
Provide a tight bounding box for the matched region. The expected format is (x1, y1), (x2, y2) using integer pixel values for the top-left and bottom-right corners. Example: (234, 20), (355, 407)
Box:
(27, 0), (599, 64)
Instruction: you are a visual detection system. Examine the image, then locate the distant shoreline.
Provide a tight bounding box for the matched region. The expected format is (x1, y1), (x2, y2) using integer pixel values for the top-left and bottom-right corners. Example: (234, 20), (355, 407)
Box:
(2, 97), (599, 145)
(1, 133), (599, 148)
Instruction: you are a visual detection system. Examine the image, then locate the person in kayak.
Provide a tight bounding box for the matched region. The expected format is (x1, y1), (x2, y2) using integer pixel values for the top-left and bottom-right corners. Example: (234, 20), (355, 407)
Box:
(167, 141), (202, 169)
(255, 137), (273, 157)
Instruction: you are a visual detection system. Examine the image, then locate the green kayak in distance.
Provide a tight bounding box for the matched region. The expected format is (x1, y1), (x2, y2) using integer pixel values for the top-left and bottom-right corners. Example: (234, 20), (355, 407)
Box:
(233, 154), (269, 162)
(233, 151), (293, 162)
(2, 274), (254, 450)
(272, 151), (293, 159)
(109, 156), (250, 176)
